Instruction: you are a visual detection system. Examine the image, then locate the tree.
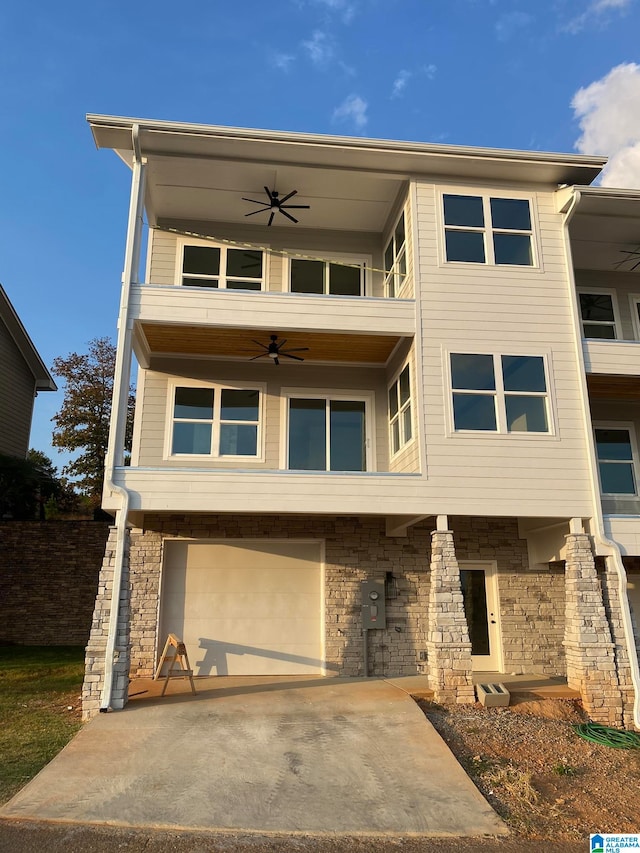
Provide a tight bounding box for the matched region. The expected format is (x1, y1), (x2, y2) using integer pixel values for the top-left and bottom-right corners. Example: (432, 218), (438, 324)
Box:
(0, 450), (61, 520)
(52, 337), (134, 497)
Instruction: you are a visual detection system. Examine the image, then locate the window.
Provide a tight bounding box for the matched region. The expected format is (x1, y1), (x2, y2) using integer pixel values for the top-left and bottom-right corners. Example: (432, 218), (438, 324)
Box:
(595, 427), (637, 495)
(389, 364), (412, 454)
(287, 395), (370, 471)
(289, 256), (367, 296)
(384, 212), (407, 297)
(180, 242), (264, 290)
(450, 353), (549, 433)
(579, 292), (618, 339)
(170, 384), (262, 457)
(443, 194), (534, 266)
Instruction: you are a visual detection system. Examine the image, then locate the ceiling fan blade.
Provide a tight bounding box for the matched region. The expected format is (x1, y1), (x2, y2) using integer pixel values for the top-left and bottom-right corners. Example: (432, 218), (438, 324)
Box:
(277, 338), (287, 348)
(251, 340), (270, 350)
(274, 356), (280, 366)
(264, 186), (274, 204)
(281, 204), (310, 210)
(249, 353), (268, 361)
(281, 347), (309, 353)
(281, 352), (304, 361)
(242, 197), (269, 205)
(279, 189), (298, 204)
(280, 209), (298, 224)
(245, 207), (271, 217)
(268, 211), (275, 226)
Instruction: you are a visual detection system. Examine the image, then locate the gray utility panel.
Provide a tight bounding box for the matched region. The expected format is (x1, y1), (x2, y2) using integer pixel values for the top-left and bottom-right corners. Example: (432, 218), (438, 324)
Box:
(361, 579), (386, 629)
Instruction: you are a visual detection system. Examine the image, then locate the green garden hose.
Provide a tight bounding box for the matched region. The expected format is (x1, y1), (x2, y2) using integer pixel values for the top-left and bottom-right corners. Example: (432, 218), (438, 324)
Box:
(574, 722), (640, 749)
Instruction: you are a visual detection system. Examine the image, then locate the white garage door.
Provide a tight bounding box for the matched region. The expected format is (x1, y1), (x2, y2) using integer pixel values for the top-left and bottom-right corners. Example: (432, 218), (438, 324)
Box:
(159, 540), (324, 676)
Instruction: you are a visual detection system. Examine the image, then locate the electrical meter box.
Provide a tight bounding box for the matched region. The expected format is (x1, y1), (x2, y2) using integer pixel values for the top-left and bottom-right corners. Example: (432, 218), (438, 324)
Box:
(361, 579), (386, 629)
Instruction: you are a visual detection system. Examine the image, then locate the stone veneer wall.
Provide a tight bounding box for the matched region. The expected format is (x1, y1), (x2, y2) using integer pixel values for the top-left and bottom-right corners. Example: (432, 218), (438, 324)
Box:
(453, 517), (566, 676)
(128, 514), (433, 680)
(123, 514), (567, 683)
(600, 557), (638, 729)
(0, 521), (109, 645)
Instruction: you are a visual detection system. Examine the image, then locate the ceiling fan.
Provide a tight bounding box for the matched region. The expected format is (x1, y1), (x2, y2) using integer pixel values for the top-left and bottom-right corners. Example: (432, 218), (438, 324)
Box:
(242, 187), (310, 226)
(249, 335), (309, 366)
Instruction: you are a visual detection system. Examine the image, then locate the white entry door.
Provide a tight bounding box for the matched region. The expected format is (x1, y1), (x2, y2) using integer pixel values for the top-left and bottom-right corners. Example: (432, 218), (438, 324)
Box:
(459, 563), (502, 671)
(160, 539), (324, 676)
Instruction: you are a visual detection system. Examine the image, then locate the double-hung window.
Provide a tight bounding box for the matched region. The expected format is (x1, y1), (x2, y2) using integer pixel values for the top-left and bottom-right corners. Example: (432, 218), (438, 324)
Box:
(180, 242), (264, 290)
(450, 353), (550, 433)
(578, 291), (618, 339)
(443, 194), (534, 266)
(170, 383), (262, 458)
(289, 255), (367, 296)
(384, 213), (407, 297)
(389, 364), (412, 454)
(287, 393), (370, 471)
(594, 426), (638, 495)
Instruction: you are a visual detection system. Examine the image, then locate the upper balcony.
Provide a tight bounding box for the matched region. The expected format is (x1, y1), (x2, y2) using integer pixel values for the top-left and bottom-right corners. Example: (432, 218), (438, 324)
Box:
(569, 187), (640, 380)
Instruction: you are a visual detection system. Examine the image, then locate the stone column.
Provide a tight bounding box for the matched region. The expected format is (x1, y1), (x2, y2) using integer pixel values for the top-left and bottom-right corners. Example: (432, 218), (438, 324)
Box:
(426, 524), (474, 704)
(600, 558), (639, 730)
(563, 530), (623, 727)
(81, 525), (131, 720)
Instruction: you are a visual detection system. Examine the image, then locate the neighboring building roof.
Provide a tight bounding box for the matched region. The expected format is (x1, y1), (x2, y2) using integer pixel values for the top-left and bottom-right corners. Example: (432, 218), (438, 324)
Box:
(0, 285), (57, 392)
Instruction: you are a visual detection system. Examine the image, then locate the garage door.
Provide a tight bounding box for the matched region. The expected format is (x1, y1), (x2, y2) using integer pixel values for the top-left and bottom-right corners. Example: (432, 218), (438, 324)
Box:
(159, 540), (324, 676)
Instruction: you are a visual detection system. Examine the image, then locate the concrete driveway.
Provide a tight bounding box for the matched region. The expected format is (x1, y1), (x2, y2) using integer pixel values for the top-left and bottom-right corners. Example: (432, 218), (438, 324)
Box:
(1, 677), (506, 837)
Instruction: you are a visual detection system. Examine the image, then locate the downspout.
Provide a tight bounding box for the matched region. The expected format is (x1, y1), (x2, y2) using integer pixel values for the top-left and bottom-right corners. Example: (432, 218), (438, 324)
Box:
(100, 125), (146, 712)
(562, 190), (640, 729)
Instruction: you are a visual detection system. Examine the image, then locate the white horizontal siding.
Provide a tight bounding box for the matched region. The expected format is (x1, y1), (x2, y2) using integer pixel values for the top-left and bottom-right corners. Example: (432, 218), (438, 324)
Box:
(583, 340), (640, 375)
(603, 517), (640, 556)
(135, 361), (391, 471)
(412, 179), (593, 514)
(130, 285), (415, 335)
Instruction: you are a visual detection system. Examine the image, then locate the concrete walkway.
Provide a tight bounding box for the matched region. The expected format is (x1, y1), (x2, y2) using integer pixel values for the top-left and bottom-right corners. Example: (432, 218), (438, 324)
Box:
(1, 677), (507, 837)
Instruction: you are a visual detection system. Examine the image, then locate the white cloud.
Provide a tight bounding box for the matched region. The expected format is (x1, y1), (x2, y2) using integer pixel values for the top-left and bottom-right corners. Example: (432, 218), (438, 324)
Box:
(391, 64), (437, 98)
(564, 0), (631, 33)
(495, 11), (533, 41)
(302, 30), (334, 65)
(572, 62), (640, 187)
(332, 94), (368, 130)
(271, 53), (295, 72)
(392, 70), (412, 98)
(312, 0), (357, 22)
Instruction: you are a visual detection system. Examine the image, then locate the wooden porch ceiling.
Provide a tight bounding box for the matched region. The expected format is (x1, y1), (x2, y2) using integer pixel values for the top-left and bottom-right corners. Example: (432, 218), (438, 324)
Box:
(139, 323), (403, 364)
(587, 374), (640, 400)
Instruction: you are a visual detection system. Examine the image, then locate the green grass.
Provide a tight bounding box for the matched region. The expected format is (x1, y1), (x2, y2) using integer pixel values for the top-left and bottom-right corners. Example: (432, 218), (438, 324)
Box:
(0, 645), (85, 804)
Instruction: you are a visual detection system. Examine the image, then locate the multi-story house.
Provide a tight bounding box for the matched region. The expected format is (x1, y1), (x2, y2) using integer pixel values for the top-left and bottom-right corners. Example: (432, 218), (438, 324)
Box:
(0, 284), (56, 459)
(82, 115), (640, 729)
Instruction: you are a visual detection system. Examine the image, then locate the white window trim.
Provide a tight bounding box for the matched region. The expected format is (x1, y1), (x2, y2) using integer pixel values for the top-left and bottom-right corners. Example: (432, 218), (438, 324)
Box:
(284, 251), (371, 296)
(388, 361), (415, 458)
(578, 287), (622, 340)
(437, 188), (540, 269)
(164, 379), (266, 462)
(629, 293), (640, 342)
(279, 388), (375, 471)
(383, 211), (407, 298)
(175, 236), (268, 291)
(444, 349), (555, 437)
(594, 421), (640, 497)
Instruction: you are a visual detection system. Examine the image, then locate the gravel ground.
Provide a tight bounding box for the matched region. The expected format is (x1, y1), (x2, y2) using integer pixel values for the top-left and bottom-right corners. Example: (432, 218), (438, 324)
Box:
(418, 697), (640, 840)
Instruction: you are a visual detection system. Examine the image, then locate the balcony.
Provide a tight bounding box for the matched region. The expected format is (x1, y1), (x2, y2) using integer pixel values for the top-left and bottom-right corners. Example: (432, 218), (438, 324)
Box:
(130, 285), (415, 367)
(104, 466), (423, 518)
(583, 339), (640, 378)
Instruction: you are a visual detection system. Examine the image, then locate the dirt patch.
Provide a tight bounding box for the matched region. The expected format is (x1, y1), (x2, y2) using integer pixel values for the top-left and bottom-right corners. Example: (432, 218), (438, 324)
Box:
(417, 698), (640, 840)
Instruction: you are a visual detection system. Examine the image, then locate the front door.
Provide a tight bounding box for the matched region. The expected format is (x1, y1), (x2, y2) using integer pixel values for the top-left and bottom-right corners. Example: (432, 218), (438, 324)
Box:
(459, 563), (502, 671)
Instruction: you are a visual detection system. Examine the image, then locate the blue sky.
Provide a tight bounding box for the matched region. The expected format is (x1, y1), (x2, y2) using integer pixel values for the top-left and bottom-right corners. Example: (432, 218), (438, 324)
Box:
(2, 0), (640, 473)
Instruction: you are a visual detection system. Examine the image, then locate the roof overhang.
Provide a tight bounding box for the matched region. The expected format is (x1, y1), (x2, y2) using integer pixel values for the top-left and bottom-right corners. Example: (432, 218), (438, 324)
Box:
(568, 186), (640, 272)
(87, 114), (606, 233)
(0, 286), (57, 391)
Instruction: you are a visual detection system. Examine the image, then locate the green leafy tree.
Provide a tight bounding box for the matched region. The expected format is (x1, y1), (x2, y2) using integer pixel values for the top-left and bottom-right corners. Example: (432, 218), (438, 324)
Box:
(0, 450), (61, 520)
(51, 337), (134, 497)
